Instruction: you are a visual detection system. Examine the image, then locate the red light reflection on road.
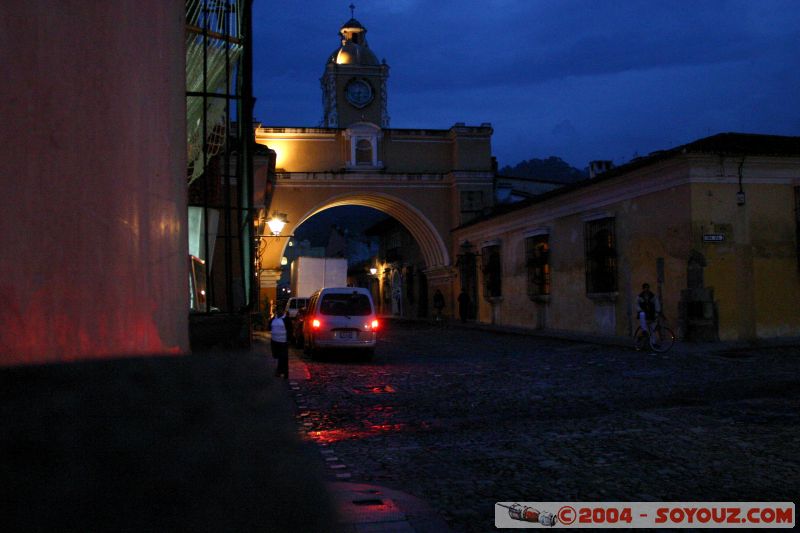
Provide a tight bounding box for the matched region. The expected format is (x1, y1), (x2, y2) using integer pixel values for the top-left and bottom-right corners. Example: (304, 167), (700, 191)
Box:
(353, 385), (396, 394)
(307, 423), (407, 444)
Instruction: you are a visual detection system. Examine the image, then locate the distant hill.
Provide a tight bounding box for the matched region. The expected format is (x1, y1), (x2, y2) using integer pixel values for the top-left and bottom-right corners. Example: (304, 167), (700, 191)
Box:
(499, 156), (587, 183)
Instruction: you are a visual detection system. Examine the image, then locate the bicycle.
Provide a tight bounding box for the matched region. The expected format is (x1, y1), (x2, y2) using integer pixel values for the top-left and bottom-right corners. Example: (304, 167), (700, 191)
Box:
(634, 314), (675, 353)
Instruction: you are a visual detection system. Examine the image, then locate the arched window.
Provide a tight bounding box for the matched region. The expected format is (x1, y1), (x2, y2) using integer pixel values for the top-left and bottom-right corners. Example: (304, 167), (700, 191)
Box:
(355, 138), (372, 165)
(344, 123), (382, 169)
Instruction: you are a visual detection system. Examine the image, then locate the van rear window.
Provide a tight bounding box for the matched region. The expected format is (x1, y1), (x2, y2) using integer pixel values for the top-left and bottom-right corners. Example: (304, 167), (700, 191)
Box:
(320, 293), (372, 316)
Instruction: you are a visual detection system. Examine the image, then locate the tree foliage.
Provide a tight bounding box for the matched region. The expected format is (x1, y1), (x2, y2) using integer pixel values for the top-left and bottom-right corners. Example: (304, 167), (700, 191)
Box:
(499, 156), (587, 183)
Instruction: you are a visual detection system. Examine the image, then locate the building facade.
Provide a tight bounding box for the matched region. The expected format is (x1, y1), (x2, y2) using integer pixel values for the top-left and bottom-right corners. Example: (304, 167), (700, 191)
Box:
(451, 134), (800, 342)
(254, 15), (495, 311)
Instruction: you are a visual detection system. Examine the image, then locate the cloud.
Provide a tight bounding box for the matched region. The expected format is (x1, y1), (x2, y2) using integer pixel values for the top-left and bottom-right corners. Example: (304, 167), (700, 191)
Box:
(381, 0), (800, 92)
(551, 120), (578, 139)
(252, 0), (800, 167)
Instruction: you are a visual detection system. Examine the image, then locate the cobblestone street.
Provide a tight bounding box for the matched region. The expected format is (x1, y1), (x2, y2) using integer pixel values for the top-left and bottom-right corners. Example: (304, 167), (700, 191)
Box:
(288, 320), (800, 532)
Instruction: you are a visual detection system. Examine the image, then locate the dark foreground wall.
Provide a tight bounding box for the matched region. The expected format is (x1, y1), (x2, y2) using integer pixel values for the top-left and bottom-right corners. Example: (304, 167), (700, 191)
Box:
(0, 1), (189, 364)
(0, 352), (339, 532)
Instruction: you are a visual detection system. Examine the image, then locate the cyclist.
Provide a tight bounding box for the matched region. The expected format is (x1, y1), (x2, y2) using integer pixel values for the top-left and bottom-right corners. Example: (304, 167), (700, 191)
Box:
(637, 282), (661, 337)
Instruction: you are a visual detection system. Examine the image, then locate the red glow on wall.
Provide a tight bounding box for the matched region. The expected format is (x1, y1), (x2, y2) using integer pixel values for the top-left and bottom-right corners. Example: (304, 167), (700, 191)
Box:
(0, 285), (183, 366)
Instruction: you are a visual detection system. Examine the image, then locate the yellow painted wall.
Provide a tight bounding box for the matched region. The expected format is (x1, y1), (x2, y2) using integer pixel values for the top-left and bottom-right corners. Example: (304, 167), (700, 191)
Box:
(257, 125), (493, 175)
(383, 131), (452, 172)
(750, 185), (800, 337)
(693, 176), (800, 340)
(258, 133), (343, 172)
(456, 155), (800, 341)
(455, 161), (692, 337)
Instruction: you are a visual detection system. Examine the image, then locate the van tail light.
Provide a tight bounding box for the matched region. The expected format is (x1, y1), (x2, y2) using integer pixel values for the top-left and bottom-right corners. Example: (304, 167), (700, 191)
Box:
(370, 319), (379, 330)
(312, 319), (321, 330)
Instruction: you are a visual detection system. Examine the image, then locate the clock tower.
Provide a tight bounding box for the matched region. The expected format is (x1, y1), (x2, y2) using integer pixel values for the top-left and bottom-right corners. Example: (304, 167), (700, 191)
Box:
(321, 13), (389, 128)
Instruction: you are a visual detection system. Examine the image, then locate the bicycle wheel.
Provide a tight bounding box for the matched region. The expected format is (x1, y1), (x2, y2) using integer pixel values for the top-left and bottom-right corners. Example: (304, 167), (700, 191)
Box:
(650, 326), (675, 353)
(633, 327), (647, 351)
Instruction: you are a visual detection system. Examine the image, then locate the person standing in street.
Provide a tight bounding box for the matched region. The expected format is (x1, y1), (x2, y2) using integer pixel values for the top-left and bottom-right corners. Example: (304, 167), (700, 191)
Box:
(269, 310), (289, 378)
(457, 290), (470, 323)
(433, 289), (445, 321)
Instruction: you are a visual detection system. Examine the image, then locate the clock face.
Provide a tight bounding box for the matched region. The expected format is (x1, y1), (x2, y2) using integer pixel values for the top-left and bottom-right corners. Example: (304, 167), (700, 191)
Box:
(345, 79), (373, 108)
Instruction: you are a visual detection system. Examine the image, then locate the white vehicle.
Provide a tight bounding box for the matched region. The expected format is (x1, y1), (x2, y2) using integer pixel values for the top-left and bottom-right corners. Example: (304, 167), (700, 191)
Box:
(283, 297), (309, 318)
(290, 257), (347, 299)
(303, 287), (379, 359)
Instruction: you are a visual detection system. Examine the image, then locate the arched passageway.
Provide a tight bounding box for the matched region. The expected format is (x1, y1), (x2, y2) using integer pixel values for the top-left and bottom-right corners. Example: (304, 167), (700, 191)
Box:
(256, 191), (454, 314)
(288, 192), (449, 268)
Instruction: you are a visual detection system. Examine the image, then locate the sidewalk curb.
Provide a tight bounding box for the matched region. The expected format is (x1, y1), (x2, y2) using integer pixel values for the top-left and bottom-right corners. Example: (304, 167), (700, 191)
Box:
(380, 316), (800, 356)
(328, 482), (452, 533)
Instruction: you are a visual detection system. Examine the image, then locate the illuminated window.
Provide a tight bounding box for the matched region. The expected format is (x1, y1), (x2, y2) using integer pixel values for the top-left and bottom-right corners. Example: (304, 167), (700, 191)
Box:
(481, 244), (502, 298)
(525, 235), (550, 298)
(585, 218), (617, 294)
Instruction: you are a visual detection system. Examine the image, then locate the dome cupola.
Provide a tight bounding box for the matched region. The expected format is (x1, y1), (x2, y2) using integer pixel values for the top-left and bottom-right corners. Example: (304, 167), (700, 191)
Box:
(320, 5), (390, 128)
(327, 8), (379, 66)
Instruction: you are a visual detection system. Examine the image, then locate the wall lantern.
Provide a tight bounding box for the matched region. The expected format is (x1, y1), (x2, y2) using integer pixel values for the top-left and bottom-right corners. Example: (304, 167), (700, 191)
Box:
(267, 211), (288, 236)
(369, 267), (378, 276)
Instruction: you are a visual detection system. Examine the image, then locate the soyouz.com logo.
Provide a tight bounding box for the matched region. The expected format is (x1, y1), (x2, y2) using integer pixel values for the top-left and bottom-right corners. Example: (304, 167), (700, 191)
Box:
(494, 502), (795, 528)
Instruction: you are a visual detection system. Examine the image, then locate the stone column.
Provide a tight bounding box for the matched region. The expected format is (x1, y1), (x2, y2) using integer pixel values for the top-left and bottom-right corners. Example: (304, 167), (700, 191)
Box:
(259, 269), (283, 315)
(0, 1), (188, 365)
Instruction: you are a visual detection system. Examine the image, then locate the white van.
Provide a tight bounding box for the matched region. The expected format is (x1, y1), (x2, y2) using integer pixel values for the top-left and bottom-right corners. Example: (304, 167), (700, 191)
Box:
(303, 287), (379, 358)
(283, 297), (309, 318)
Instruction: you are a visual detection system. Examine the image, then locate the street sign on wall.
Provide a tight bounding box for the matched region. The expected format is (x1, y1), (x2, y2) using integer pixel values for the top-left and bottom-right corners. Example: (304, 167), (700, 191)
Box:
(703, 234), (725, 243)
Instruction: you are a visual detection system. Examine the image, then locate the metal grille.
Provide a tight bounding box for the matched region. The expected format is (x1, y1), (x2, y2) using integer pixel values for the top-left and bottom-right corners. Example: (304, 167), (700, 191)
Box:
(525, 235), (550, 298)
(584, 218), (618, 293)
(481, 245), (502, 298)
(796, 187), (800, 272)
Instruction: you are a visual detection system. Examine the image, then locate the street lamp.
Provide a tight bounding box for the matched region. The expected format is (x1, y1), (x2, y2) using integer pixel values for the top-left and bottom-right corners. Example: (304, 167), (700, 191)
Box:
(369, 267), (378, 276)
(267, 211), (288, 236)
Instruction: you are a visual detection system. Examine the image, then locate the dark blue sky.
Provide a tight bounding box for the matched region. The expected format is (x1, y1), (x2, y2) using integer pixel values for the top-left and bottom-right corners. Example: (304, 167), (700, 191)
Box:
(252, 0), (800, 169)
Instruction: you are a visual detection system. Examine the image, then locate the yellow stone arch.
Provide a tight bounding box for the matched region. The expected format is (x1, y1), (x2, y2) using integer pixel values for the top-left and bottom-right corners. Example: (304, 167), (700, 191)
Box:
(263, 191), (450, 273)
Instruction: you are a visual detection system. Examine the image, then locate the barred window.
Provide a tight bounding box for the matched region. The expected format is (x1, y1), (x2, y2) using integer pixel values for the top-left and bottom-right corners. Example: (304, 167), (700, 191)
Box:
(795, 187), (800, 271)
(525, 235), (550, 298)
(481, 244), (502, 298)
(585, 218), (617, 293)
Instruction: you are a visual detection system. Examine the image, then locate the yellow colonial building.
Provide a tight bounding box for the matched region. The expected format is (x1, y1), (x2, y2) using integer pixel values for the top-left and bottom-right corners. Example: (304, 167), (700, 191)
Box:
(255, 15), (494, 306)
(254, 14), (800, 343)
(452, 133), (800, 342)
